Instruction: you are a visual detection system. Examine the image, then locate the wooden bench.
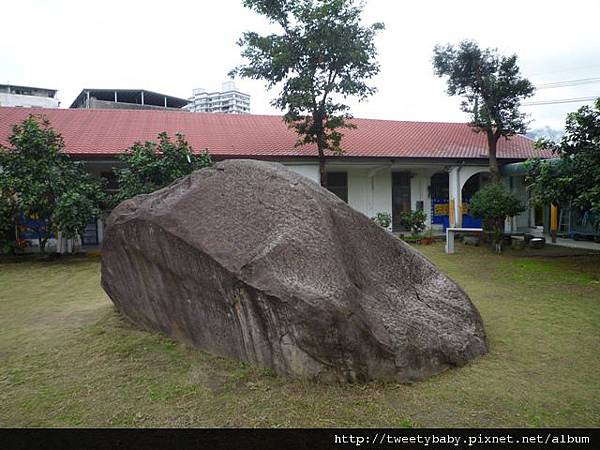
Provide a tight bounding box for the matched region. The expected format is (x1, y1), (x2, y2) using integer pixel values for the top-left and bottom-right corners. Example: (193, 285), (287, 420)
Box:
(445, 227), (483, 254)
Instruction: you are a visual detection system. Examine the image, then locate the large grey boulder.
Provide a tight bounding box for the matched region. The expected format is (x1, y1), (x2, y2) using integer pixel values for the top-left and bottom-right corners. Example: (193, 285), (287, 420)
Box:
(101, 160), (487, 382)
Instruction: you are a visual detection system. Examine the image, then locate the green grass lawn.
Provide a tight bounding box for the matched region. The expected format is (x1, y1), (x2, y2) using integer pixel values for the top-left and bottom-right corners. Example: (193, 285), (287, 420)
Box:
(1, 243), (599, 427)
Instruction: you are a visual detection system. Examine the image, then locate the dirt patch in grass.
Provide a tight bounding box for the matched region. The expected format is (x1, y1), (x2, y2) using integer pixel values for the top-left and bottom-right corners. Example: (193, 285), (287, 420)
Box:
(1, 248), (599, 427)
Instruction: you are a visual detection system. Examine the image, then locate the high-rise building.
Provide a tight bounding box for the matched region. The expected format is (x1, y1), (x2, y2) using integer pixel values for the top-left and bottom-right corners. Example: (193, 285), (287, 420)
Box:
(0, 84), (60, 108)
(185, 81), (250, 114)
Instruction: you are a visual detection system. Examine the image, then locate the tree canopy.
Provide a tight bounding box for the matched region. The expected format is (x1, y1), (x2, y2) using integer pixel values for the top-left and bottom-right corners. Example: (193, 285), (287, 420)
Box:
(230, 0), (384, 187)
(112, 132), (212, 206)
(0, 115), (105, 254)
(433, 40), (535, 181)
(526, 98), (600, 220)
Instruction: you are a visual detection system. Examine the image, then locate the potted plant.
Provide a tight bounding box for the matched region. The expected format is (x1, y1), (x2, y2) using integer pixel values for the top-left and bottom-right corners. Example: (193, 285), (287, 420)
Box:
(420, 227), (435, 245)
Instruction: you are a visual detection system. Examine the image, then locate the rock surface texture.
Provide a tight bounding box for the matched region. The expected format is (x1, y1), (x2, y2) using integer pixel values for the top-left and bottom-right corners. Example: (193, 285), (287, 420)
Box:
(101, 160), (487, 382)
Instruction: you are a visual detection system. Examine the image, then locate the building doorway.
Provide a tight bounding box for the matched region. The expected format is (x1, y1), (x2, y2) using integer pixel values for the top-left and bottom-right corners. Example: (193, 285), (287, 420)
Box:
(392, 172), (411, 232)
(430, 172), (449, 229)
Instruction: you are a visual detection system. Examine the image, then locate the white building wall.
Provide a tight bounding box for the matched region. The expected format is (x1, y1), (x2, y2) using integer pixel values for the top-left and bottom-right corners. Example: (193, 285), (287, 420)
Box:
(346, 168), (393, 221)
(284, 164), (320, 184)
(347, 170), (368, 215)
(371, 168), (392, 220)
(0, 93), (59, 108)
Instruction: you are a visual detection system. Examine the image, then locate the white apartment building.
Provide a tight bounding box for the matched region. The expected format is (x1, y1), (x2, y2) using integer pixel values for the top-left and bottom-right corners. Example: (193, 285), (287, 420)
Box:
(185, 81), (250, 114)
(0, 84), (60, 108)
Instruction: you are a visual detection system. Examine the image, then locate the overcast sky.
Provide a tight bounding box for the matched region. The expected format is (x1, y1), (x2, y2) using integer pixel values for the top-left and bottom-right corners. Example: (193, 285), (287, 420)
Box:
(1, 0), (599, 129)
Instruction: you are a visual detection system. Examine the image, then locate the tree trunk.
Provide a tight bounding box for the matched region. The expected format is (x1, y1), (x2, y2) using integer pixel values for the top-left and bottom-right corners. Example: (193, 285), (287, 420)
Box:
(494, 216), (505, 254)
(318, 146), (327, 188)
(486, 131), (501, 183)
(7, 215), (18, 255)
(0, 216), (18, 255)
(314, 113), (328, 188)
(38, 222), (51, 255)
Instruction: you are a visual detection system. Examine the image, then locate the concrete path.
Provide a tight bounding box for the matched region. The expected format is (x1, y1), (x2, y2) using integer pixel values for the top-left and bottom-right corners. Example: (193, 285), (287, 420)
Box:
(545, 235), (600, 251)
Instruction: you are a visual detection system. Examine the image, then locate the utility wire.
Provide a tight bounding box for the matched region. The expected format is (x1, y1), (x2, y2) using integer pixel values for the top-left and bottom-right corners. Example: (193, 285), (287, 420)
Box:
(522, 96), (597, 106)
(535, 77), (600, 89)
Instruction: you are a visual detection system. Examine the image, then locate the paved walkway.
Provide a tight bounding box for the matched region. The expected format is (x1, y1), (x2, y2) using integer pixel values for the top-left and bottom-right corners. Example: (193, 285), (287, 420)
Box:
(545, 235), (600, 251)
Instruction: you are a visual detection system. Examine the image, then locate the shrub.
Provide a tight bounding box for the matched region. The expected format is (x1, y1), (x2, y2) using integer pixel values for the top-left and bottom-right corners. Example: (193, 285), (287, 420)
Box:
(469, 183), (525, 251)
(0, 115), (105, 254)
(399, 210), (427, 237)
(113, 132), (213, 207)
(371, 212), (391, 229)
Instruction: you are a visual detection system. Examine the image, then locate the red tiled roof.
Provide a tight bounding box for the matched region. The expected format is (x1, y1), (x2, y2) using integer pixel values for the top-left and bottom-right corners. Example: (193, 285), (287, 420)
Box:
(0, 107), (551, 160)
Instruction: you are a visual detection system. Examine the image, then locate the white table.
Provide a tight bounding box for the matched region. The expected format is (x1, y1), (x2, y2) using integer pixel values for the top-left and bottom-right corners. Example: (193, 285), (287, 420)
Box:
(445, 227), (483, 254)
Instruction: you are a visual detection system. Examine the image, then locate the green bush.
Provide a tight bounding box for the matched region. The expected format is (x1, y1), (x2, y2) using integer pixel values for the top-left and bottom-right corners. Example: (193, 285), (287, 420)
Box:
(113, 132), (213, 207)
(399, 210), (427, 237)
(371, 212), (391, 229)
(469, 183), (525, 251)
(0, 115), (105, 254)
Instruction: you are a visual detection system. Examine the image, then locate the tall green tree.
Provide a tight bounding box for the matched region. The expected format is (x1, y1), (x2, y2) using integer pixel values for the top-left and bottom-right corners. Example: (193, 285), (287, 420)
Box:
(433, 40), (535, 182)
(526, 98), (600, 220)
(230, 0), (384, 187)
(0, 115), (105, 254)
(113, 132), (212, 206)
